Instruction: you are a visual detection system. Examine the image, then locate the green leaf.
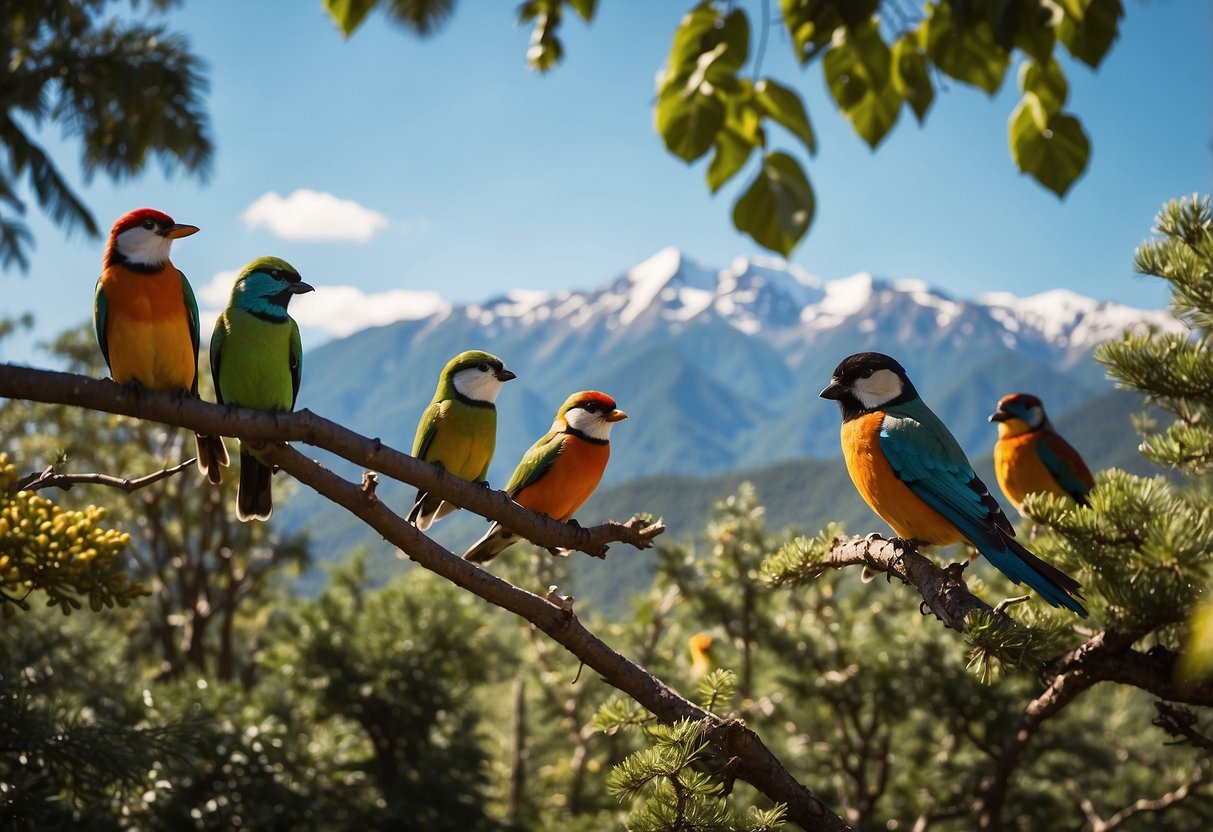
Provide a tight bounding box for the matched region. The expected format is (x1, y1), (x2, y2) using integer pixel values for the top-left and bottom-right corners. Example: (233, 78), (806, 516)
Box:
(1019, 58), (1067, 115)
(922, 1), (1010, 95)
(324, 0), (379, 37)
(891, 34), (933, 123)
(1058, 0), (1122, 67)
(714, 7), (751, 76)
(664, 1), (750, 84)
(656, 65), (726, 162)
(1009, 94), (1090, 197)
(823, 26), (902, 148)
(566, 0), (597, 21)
(708, 93), (761, 192)
(668, 2), (721, 72)
(732, 151), (815, 256)
(780, 0), (879, 62)
(754, 78), (816, 155)
(1011, 0), (1058, 64)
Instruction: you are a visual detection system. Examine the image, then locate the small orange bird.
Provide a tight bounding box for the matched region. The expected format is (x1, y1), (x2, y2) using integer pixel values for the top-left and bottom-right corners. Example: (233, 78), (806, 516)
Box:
(989, 393), (1094, 515)
(93, 208), (228, 482)
(689, 633), (714, 678)
(463, 391), (627, 564)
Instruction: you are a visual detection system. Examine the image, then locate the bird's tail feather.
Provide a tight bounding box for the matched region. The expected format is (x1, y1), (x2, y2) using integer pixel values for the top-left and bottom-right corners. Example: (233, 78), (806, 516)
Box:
(463, 524), (519, 564)
(237, 447), (273, 522)
(986, 537), (1087, 617)
(407, 492), (449, 531)
(195, 433), (229, 485)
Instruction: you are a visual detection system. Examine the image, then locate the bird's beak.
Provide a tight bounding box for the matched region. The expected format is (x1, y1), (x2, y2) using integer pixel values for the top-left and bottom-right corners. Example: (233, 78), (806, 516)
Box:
(819, 380), (845, 400)
(606, 409), (628, 422)
(288, 281), (315, 295)
(988, 409), (1009, 423)
(497, 368), (517, 382)
(164, 223), (199, 239)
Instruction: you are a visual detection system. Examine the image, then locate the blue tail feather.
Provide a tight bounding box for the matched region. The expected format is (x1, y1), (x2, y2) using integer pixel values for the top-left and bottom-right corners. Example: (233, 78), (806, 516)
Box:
(981, 537), (1087, 617)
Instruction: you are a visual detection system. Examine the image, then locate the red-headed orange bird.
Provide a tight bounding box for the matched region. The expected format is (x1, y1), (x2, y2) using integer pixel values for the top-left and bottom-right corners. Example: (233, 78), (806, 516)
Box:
(989, 393), (1094, 515)
(93, 208), (228, 482)
(821, 352), (1086, 616)
(463, 391), (627, 564)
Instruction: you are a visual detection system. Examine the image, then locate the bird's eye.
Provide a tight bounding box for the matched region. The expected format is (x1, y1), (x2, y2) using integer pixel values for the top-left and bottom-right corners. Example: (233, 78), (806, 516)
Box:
(142, 220), (156, 230)
(270, 270), (281, 279)
(478, 362), (490, 372)
(861, 368), (875, 379)
(584, 402), (599, 413)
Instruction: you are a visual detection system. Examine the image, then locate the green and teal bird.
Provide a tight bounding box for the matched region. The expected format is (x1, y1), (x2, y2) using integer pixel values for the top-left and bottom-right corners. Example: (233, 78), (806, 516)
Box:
(209, 257), (314, 522)
(408, 350), (516, 530)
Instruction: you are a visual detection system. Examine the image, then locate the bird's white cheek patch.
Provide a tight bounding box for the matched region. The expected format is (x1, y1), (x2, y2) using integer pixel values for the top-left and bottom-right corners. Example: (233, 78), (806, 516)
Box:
(853, 369), (903, 409)
(453, 369), (503, 404)
(116, 228), (173, 267)
(566, 409), (613, 440)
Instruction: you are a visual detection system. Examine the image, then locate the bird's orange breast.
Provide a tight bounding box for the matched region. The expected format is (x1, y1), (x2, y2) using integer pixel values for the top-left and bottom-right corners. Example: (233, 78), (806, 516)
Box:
(994, 433), (1066, 511)
(515, 436), (610, 522)
(99, 265), (196, 391)
(840, 412), (965, 546)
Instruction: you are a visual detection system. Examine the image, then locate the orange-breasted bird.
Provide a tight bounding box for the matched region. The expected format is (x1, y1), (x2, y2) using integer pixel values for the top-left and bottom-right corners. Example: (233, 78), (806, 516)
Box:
(463, 391), (627, 564)
(820, 352), (1086, 616)
(93, 208), (228, 482)
(989, 393), (1094, 515)
(689, 633), (714, 678)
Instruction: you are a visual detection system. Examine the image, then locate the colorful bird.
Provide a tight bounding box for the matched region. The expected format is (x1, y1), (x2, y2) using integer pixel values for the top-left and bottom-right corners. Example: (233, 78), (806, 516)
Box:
(989, 393), (1095, 514)
(464, 391), (627, 564)
(407, 350), (516, 530)
(93, 208), (228, 482)
(209, 257), (314, 521)
(820, 352), (1086, 616)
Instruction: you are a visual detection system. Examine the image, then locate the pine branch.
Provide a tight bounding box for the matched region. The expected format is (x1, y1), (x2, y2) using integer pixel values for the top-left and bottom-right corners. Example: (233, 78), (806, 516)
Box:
(11, 458), (197, 494)
(0, 364), (664, 558)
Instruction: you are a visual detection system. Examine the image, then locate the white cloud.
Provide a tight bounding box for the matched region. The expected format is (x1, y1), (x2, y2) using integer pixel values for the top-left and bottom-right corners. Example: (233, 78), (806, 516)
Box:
(291, 285), (449, 337)
(197, 270), (240, 308)
(241, 189), (390, 242)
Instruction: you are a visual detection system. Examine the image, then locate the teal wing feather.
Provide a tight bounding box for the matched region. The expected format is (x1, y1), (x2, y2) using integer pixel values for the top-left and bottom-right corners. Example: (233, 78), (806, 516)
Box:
(180, 271), (201, 395)
(209, 313), (227, 406)
(288, 319), (303, 410)
(93, 277), (110, 371)
(880, 404), (1086, 615)
(1036, 431), (1095, 505)
(505, 431), (565, 497)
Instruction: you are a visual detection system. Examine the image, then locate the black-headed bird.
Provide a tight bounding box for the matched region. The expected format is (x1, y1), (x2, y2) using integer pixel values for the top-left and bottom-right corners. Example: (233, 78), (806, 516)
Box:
(820, 352), (1086, 616)
(989, 393), (1094, 515)
(464, 391), (627, 564)
(93, 208), (228, 482)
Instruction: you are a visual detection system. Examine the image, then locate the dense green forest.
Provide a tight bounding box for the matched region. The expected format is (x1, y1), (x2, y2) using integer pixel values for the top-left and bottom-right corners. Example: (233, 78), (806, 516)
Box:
(2, 197), (1212, 829)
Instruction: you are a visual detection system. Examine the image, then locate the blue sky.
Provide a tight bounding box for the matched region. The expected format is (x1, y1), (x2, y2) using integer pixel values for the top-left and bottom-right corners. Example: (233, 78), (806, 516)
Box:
(2, 0), (1210, 362)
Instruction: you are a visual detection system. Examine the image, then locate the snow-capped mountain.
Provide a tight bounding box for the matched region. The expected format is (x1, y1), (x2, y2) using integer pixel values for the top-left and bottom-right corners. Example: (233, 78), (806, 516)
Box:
(296, 248), (1176, 488)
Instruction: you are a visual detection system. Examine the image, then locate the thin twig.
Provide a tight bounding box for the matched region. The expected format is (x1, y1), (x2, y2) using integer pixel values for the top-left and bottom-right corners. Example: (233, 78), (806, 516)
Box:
(11, 458), (197, 494)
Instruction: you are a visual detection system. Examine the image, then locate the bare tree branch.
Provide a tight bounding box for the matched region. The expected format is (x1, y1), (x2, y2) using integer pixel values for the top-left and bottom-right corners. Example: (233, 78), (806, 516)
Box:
(1067, 759), (1208, 832)
(0, 363), (846, 831)
(1154, 702), (1213, 753)
(0, 364), (664, 558)
(255, 440), (851, 832)
(11, 458), (197, 494)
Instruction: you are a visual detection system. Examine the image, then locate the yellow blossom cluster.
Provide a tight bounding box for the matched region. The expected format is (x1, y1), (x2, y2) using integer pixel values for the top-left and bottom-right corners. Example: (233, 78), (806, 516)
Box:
(0, 453), (147, 617)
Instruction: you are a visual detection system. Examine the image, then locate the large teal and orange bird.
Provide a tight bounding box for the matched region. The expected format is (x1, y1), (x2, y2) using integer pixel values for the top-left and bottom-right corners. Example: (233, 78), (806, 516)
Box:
(820, 352), (1087, 616)
(464, 391), (627, 564)
(93, 208), (228, 482)
(209, 257), (314, 521)
(407, 350), (516, 530)
(989, 393), (1094, 515)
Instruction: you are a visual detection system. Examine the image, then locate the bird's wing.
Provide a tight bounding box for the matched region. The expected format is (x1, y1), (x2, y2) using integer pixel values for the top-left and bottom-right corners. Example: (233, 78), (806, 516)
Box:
(93, 276), (111, 371)
(288, 318), (303, 410)
(209, 313), (227, 406)
(180, 272), (201, 395)
(505, 430), (565, 497)
(879, 409), (1014, 543)
(412, 400), (450, 460)
(1036, 431), (1095, 504)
